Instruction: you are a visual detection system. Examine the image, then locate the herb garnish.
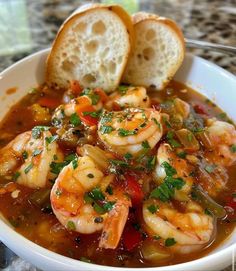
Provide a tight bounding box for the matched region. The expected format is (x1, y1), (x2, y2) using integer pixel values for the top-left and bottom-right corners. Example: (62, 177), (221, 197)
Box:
(24, 163), (33, 174)
(118, 128), (137, 137)
(147, 204), (158, 214)
(100, 125), (114, 134)
(32, 126), (50, 139)
(166, 131), (181, 148)
(165, 238), (176, 247)
(70, 113), (81, 126)
(150, 162), (185, 202)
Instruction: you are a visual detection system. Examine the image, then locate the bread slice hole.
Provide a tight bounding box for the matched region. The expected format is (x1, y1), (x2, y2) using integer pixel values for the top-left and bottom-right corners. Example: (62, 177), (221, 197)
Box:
(100, 64), (107, 74)
(61, 59), (75, 71)
(108, 60), (116, 74)
(85, 40), (99, 54)
(143, 47), (155, 61)
(92, 20), (106, 35)
(82, 74), (96, 85)
(145, 29), (156, 41)
(74, 22), (87, 33)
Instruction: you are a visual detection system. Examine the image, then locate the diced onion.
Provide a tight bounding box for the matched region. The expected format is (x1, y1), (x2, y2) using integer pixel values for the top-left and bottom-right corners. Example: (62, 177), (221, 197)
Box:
(176, 129), (199, 151)
(78, 144), (109, 170)
(141, 241), (171, 262)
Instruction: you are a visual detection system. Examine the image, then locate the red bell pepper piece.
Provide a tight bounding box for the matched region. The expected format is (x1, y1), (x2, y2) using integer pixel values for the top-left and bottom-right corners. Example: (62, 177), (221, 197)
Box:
(123, 224), (142, 251)
(124, 174), (144, 206)
(38, 97), (61, 109)
(193, 104), (208, 115)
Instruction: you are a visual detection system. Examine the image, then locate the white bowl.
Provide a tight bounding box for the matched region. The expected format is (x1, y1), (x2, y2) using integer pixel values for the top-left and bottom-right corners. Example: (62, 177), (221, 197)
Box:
(0, 49), (235, 271)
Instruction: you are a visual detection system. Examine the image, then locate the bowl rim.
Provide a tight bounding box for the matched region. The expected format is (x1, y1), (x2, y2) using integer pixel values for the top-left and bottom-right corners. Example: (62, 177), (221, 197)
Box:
(0, 48), (236, 271)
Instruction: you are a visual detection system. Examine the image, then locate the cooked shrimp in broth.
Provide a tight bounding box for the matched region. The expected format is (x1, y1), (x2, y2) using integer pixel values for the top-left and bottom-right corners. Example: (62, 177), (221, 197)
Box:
(0, 81), (235, 268)
(51, 153), (131, 249)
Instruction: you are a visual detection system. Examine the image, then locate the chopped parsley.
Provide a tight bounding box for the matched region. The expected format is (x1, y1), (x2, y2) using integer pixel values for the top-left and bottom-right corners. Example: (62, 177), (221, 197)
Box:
(150, 162), (185, 202)
(146, 155), (156, 170)
(67, 221), (76, 231)
(118, 85), (129, 95)
(166, 131), (181, 148)
(88, 187), (105, 201)
(70, 113), (81, 126)
(32, 149), (42, 157)
(80, 88), (100, 105)
(109, 159), (129, 167)
(118, 128), (137, 137)
(152, 117), (161, 129)
(32, 126), (50, 139)
(177, 151), (187, 159)
(205, 208), (213, 216)
(165, 238), (176, 247)
(12, 171), (21, 181)
(83, 111), (100, 118)
(161, 161), (177, 176)
(24, 163), (33, 174)
(72, 159), (78, 170)
(50, 153), (78, 175)
(55, 188), (62, 196)
(45, 135), (59, 145)
(100, 125), (114, 134)
(230, 144), (236, 153)
(124, 152), (132, 160)
(142, 140), (150, 149)
(22, 151), (28, 160)
(147, 204), (158, 214)
(204, 164), (216, 174)
(105, 185), (113, 195)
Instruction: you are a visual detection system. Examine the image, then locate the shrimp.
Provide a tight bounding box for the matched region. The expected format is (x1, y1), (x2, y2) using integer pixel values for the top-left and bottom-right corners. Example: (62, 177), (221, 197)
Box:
(50, 154), (131, 249)
(98, 108), (163, 157)
(205, 119), (236, 167)
(143, 199), (214, 254)
(155, 143), (194, 201)
(106, 86), (150, 109)
(0, 129), (59, 188)
(64, 94), (102, 118)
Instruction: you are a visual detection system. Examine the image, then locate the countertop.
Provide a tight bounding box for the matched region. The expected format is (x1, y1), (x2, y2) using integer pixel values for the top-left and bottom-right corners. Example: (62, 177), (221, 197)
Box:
(0, 0), (236, 270)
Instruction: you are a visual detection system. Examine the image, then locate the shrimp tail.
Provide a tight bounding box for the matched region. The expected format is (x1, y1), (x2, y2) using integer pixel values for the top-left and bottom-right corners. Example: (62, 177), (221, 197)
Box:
(99, 199), (131, 249)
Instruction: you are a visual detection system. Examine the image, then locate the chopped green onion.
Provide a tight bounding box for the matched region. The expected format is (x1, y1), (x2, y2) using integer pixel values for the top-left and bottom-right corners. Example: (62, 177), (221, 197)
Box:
(24, 163), (33, 174)
(67, 221), (76, 231)
(165, 238), (176, 247)
(147, 204), (158, 214)
(100, 125), (114, 134)
(118, 128), (137, 137)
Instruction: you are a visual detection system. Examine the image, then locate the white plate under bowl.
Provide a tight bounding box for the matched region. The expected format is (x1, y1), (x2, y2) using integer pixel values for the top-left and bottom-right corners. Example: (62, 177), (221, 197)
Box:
(0, 49), (235, 271)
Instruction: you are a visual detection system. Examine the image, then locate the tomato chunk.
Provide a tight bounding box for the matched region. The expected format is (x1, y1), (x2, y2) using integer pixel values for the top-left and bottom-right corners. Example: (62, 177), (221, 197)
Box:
(123, 224), (142, 251)
(38, 97), (61, 109)
(124, 174), (144, 206)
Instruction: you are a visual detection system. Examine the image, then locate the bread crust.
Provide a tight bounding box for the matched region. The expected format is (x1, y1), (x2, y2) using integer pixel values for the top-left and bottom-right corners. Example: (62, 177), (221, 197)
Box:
(46, 4), (134, 91)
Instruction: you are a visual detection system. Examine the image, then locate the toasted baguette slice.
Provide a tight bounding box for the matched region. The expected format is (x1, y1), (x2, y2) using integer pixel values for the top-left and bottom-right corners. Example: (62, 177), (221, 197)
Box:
(123, 12), (185, 90)
(46, 4), (134, 92)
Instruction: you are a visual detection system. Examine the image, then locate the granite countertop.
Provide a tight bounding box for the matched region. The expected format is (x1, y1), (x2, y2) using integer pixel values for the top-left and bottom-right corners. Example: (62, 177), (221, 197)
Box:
(0, 0), (236, 270)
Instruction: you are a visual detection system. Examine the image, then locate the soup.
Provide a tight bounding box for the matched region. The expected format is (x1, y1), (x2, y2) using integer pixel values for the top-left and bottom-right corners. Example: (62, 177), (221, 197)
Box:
(0, 81), (235, 267)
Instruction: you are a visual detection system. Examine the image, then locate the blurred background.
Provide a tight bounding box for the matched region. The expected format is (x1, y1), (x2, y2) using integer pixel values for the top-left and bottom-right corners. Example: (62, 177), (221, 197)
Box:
(0, 0), (236, 74)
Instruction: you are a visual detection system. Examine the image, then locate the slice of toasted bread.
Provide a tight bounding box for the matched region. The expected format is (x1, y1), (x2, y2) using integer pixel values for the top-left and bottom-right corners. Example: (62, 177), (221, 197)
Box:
(123, 12), (185, 90)
(46, 4), (134, 92)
